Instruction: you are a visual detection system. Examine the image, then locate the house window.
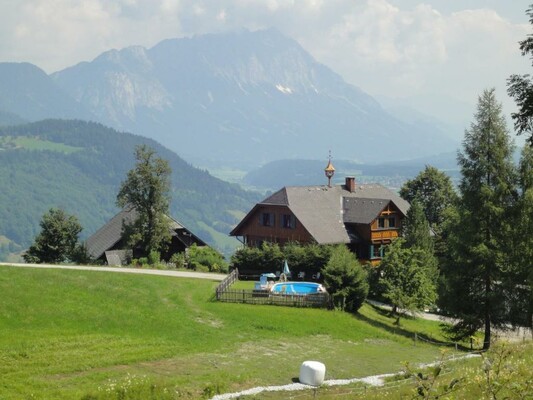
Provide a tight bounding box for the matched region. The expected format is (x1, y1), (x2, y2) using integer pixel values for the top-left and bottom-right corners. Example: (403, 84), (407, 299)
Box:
(260, 212), (275, 227)
(388, 217), (395, 228)
(378, 218), (385, 228)
(282, 214), (296, 229)
(370, 244), (385, 259)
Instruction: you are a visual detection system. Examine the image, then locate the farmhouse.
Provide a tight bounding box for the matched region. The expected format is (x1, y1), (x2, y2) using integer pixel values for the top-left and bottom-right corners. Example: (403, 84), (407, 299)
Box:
(230, 162), (409, 265)
(86, 207), (207, 265)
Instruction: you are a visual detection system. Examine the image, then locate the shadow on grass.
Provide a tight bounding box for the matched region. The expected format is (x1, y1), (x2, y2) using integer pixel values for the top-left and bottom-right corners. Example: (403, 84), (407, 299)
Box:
(355, 304), (469, 351)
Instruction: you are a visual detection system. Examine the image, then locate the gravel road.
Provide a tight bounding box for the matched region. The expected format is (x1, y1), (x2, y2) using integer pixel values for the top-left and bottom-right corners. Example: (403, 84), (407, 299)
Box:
(0, 262), (227, 281)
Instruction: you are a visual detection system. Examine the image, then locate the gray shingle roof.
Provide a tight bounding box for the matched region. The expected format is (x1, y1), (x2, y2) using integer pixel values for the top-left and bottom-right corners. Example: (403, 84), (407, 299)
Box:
(255, 183), (410, 244)
(85, 207), (192, 260)
(343, 197), (391, 224)
(85, 208), (137, 259)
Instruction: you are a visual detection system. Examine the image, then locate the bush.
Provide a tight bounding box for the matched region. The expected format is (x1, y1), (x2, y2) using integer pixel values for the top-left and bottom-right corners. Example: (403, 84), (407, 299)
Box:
(148, 250), (160, 265)
(231, 242), (332, 279)
(322, 245), (368, 313)
(187, 244), (228, 273)
(169, 252), (186, 269)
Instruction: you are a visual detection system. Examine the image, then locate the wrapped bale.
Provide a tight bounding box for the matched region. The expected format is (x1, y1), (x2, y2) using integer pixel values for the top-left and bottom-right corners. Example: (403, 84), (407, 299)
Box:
(299, 361), (326, 386)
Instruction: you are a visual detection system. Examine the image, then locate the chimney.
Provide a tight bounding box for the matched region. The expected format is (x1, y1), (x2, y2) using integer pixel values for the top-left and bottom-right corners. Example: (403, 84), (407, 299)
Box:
(345, 176), (356, 192)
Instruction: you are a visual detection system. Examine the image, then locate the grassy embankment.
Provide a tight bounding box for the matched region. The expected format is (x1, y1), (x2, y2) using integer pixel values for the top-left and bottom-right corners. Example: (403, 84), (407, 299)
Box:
(1, 266), (470, 399)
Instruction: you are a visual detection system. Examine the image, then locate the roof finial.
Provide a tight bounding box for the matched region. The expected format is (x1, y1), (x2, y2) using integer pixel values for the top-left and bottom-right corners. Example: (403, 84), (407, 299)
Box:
(324, 151), (335, 188)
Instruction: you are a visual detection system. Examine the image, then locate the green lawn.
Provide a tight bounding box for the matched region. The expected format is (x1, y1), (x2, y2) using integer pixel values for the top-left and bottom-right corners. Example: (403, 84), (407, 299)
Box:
(0, 266), (464, 399)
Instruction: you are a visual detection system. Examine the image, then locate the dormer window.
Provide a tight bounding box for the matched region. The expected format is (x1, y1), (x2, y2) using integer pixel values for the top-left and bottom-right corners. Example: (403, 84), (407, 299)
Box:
(388, 217), (396, 228)
(378, 218), (385, 228)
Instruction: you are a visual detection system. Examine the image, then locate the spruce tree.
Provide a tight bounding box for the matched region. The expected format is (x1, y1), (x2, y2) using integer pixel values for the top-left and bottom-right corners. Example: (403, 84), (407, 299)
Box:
(441, 89), (517, 349)
(402, 199), (434, 253)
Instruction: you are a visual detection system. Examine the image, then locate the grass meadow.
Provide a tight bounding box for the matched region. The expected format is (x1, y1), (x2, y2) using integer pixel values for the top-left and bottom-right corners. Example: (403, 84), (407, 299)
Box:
(1, 265), (524, 399)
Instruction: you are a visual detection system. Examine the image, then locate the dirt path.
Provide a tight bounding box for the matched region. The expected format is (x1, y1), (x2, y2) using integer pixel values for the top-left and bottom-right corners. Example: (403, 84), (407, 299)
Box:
(0, 262), (227, 281)
(366, 300), (532, 343)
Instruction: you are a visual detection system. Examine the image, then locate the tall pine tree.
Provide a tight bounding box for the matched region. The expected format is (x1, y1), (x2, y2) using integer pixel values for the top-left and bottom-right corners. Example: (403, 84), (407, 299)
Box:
(441, 89), (517, 349)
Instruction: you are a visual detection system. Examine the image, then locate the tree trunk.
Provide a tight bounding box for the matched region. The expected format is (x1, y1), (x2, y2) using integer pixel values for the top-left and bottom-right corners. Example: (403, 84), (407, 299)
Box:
(483, 273), (492, 350)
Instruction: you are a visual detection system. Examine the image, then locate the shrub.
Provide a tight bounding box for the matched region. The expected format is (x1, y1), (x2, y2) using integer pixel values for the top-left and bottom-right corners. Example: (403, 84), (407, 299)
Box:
(187, 244), (228, 273)
(322, 245), (368, 312)
(148, 250), (160, 265)
(231, 242), (332, 279)
(169, 252), (186, 269)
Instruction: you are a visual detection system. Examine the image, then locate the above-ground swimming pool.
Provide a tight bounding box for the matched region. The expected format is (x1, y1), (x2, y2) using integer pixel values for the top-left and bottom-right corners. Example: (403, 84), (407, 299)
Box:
(270, 281), (326, 295)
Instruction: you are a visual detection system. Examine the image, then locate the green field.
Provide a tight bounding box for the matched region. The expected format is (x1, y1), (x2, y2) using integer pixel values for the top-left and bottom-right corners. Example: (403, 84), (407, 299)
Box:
(0, 136), (83, 153)
(1, 266), (470, 399)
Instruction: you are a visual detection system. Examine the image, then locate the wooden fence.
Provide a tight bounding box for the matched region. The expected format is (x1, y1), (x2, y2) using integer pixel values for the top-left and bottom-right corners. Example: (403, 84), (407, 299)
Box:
(216, 268), (239, 296)
(216, 268), (330, 308)
(216, 289), (330, 308)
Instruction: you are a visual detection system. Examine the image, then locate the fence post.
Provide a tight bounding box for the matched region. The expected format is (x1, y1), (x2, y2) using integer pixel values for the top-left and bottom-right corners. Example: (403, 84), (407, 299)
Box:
(414, 332), (417, 346)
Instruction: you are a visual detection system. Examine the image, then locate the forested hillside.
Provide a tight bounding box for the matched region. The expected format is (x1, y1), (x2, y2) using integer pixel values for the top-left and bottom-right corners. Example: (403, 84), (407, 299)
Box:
(0, 119), (259, 260)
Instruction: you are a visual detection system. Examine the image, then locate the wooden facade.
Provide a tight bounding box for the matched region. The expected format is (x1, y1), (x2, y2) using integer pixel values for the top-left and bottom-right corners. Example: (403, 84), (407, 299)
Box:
(234, 205), (313, 246)
(231, 179), (409, 265)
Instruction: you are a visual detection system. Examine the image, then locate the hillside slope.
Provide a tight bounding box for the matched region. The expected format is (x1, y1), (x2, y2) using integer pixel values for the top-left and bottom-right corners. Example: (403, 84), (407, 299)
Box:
(0, 119), (259, 259)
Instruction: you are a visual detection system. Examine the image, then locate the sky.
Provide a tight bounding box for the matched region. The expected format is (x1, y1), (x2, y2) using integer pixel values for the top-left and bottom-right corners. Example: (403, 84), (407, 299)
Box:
(1, 0), (532, 140)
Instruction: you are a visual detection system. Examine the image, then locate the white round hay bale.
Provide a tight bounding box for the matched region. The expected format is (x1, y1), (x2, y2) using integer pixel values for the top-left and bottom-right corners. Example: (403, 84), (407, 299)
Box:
(299, 361), (326, 386)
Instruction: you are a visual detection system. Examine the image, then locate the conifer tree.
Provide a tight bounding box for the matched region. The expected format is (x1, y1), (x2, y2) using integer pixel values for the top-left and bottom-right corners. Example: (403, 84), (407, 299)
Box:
(23, 208), (86, 264)
(441, 89), (517, 349)
(402, 199), (434, 253)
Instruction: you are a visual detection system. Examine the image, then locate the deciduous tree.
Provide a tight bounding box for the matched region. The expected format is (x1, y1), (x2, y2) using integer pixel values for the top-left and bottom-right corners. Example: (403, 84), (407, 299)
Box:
(378, 239), (437, 323)
(400, 165), (457, 229)
(117, 145), (172, 257)
(507, 4), (533, 146)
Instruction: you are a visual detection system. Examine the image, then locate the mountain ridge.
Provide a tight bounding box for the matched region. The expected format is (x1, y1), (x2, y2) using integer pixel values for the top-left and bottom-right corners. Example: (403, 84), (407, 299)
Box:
(48, 29), (457, 166)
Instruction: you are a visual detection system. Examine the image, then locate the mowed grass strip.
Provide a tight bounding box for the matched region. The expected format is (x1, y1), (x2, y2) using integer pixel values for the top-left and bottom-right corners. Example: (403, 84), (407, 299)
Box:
(0, 266), (454, 399)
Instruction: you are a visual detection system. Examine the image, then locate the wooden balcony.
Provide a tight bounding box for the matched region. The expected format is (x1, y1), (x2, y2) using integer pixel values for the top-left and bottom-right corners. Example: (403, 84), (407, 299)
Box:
(371, 229), (399, 242)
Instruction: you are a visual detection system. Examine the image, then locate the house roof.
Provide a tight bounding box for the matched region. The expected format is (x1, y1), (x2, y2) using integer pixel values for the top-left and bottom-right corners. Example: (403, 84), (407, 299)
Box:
(230, 183), (410, 245)
(85, 207), (199, 260)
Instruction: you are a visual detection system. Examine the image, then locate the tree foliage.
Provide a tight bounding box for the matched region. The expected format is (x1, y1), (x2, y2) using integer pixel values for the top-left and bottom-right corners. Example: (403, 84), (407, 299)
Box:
(507, 4), (533, 145)
(378, 239), (437, 321)
(322, 245), (368, 313)
(399, 165), (457, 229)
(402, 199), (434, 253)
(23, 208), (87, 264)
(508, 145), (533, 328)
(117, 145), (172, 256)
(440, 89), (517, 349)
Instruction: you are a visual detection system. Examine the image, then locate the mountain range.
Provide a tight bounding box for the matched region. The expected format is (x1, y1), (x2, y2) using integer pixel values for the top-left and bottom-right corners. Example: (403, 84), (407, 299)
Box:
(0, 29), (458, 168)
